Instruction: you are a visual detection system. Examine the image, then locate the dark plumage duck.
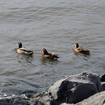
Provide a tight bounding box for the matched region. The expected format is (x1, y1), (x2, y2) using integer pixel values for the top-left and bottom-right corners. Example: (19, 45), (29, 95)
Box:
(73, 43), (90, 54)
(41, 48), (59, 59)
(16, 42), (33, 55)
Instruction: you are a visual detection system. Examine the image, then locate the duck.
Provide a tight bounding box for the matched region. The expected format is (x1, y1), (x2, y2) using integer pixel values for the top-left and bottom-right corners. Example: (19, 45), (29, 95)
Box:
(16, 42), (33, 55)
(73, 43), (90, 54)
(41, 48), (59, 59)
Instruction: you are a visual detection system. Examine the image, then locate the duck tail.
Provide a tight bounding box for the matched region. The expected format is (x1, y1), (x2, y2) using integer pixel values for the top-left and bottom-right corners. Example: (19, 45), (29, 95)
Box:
(26, 51), (33, 55)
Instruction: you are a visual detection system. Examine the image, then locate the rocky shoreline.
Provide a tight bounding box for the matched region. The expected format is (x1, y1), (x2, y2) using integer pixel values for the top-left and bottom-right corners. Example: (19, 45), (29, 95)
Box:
(0, 72), (105, 105)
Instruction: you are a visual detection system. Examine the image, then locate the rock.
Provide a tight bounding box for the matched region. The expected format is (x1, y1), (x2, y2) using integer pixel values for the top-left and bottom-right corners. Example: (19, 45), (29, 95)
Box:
(76, 91), (105, 105)
(101, 82), (105, 91)
(48, 72), (103, 104)
(30, 91), (51, 105)
(0, 72), (103, 105)
(60, 103), (74, 105)
(21, 90), (37, 98)
(100, 74), (105, 82)
(31, 93), (42, 99)
(37, 96), (50, 105)
(0, 96), (44, 105)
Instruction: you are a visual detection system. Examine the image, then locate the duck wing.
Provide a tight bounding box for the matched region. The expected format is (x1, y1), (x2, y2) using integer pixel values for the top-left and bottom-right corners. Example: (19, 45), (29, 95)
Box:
(74, 47), (90, 53)
(74, 47), (82, 53)
(19, 47), (33, 55)
(43, 53), (51, 58)
(51, 52), (59, 59)
(80, 47), (90, 53)
(81, 47), (89, 51)
(20, 47), (32, 52)
(52, 55), (59, 59)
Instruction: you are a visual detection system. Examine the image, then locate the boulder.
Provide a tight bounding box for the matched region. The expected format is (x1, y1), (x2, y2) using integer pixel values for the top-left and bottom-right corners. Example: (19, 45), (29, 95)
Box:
(76, 91), (105, 105)
(100, 73), (105, 91)
(100, 74), (105, 82)
(101, 82), (105, 91)
(48, 72), (103, 104)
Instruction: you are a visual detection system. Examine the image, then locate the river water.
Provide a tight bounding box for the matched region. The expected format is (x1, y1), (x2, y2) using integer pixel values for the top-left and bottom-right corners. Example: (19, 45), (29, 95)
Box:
(0, 0), (105, 97)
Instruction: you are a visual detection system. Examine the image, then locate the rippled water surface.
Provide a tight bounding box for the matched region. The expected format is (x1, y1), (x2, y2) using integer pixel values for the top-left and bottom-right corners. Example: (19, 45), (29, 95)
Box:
(0, 0), (105, 97)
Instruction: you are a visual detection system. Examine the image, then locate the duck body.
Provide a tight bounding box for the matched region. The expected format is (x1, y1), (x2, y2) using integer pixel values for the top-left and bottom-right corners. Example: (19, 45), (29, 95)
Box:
(16, 42), (33, 55)
(41, 48), (59, 59)
(73, 43), (90, 54)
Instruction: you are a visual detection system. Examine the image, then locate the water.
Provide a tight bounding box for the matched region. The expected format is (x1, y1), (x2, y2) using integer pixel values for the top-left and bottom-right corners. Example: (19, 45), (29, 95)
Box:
(0, 0), (105, 97)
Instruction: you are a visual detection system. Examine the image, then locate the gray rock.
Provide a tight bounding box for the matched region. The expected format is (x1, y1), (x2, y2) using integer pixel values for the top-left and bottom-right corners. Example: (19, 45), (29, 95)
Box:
(76, 91), (105, 105)
(101, 82), (105, 91)
(48, 72), (103, 104)
(33, 95), (50, 105)
(61, 103), (74, 105)
(0, 72), (103, 105)
(0, 96), (44, 105)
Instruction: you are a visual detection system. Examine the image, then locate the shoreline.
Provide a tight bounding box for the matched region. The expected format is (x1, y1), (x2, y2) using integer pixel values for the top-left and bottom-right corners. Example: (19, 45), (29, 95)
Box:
(0, 71), (105, 105)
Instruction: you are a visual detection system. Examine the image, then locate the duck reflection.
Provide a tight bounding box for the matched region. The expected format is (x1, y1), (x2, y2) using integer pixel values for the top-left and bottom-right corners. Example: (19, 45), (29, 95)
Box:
(17, 54), (34, 64)
(73, 50), (91, 58)
(40, 57), (59, 65)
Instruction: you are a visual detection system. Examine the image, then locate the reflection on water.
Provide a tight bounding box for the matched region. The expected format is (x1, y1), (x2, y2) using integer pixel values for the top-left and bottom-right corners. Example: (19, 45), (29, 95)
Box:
(41, 57), (59, 65)
(17, 54), (34, 64)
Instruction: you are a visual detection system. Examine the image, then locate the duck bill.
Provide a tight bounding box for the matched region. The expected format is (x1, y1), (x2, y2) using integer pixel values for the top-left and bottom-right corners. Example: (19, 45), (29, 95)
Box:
(41, 50), (43, 52)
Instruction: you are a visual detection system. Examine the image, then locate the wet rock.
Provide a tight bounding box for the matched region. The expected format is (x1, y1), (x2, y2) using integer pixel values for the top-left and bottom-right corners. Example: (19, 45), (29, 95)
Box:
(21, 90), (37, 99)
(0, 96), (44, 105)
(48, 72), (103, 104)
(76, 91), (105, 105)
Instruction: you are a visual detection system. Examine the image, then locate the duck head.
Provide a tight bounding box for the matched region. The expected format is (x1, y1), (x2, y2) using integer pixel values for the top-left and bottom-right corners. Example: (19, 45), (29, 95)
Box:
(41, 48), (49, 56)
(73, 43), (79, 48)
(17, 42), (22, 48)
